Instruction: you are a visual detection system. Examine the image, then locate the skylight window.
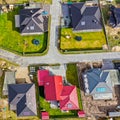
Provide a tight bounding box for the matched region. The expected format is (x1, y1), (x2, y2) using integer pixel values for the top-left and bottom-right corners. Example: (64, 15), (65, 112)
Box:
(81, 21), (85, 26)
(96, 87), (106, 92)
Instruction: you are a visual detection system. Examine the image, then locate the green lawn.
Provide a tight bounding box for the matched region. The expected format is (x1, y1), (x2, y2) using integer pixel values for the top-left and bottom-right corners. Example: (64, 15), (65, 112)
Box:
(0, 0), (52, 4)
(66, 63), (83, 110)
(60, 28), (106, 51)
(0, 7), (48, 55)
(40, 96), (78, 118)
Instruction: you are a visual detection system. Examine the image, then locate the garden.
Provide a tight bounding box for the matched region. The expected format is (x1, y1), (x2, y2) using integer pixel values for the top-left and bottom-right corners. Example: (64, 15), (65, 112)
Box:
(0, 6), (48, 55)
(60, 28), (106, 51)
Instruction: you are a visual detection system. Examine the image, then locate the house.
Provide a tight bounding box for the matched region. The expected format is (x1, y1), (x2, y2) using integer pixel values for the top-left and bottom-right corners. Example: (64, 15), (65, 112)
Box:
(8, 83), (37, 117)
(41, 111), (49, 120)
(83, 68), (120, 100)
(15, 8), (48, 35)
(109, 6), (120, 28)
(62, 2), (102, 32)
(44, 76), (63, 101)
(60, 86), (79, 110)
(3, 71), (15, 96)
(38, 69), (79, 111)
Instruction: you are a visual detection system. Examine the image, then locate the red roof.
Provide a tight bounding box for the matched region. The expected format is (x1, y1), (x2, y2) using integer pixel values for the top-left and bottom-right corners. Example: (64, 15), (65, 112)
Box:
(41, 112), (49, 120)
(78, 111), (85, 117)
(37, 70), (49, 86)
(44, 76), (63, 101)
(60, 86), (79, 110)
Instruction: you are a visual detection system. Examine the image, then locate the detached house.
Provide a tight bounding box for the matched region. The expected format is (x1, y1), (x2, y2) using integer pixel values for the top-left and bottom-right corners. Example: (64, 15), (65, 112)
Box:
(83, 68), (120, 100)
(15, 8), (48, 35)
(37, 70), (79, 111)
(62, 2), (102, 32)
(8, 84), (37, 117)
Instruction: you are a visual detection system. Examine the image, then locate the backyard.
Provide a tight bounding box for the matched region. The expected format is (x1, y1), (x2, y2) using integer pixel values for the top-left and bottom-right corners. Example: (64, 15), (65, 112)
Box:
(40, 96), (79, 119)
(0, 6), (48, 55)
(0, 0), (52, 4)
(60, 28), (106, 51)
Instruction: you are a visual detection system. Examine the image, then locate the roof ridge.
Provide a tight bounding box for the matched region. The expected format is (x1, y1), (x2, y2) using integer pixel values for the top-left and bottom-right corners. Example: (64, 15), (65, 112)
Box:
(32, 18), (44, 31)
(54, 76), (58, 100)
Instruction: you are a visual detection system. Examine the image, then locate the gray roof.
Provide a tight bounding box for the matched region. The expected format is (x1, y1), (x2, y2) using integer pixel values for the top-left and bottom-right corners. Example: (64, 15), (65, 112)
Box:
(109, 6), (120, 27)
(3, 71), (15, 95)
(8, 84), (37, 116)
(62, 2), (102, 31)
(20, 8), (48, 34)
(84, 68), (113, 94)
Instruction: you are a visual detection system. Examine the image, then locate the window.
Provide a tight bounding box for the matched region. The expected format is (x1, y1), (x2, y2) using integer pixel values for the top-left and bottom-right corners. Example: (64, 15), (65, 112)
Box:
(67, 103), (72, 108)
(81, 21), (85, 26)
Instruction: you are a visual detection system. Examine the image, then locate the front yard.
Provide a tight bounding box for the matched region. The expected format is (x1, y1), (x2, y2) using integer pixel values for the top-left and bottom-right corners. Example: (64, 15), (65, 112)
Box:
(0, 7), (48, 55)
(60, 28), (106, 51)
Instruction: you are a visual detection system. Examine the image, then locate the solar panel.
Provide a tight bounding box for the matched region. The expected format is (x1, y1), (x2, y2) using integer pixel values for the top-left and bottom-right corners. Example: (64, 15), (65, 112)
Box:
(96, 87), (106, 92)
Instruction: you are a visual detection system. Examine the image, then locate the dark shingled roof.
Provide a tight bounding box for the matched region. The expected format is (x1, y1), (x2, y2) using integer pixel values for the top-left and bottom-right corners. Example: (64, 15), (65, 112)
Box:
(62, 2), (102, 31)
(84, 69), (113, 94)
(109, 6), (120, 27)
(19, 8), (48, 34)
(8, 84), (37, 117)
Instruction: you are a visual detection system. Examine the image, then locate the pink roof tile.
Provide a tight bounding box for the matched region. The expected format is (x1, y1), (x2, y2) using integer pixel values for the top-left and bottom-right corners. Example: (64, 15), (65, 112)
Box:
(41, 112), (49, 120)
(78, 111), (85, 117)
(44, 76), (63, 101)
(37, 70), (49, 86)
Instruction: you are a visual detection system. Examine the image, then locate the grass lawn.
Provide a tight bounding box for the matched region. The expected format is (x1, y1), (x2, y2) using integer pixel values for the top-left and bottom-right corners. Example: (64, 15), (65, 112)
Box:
(40, 96), (78, 119)
(0, 7), (48, 55)
(66, 63), (83, 110)
(60, 28), (106, 51)
(0, 0), (52, 4)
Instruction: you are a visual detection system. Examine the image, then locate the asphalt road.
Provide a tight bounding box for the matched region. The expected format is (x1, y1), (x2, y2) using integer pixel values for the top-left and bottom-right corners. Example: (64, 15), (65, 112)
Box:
(0, 0), (120, 66)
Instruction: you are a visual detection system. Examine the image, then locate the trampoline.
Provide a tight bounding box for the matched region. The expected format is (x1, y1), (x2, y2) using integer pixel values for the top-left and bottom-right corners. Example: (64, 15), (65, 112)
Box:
(32, 39), (40, 45)
(42, 11), (48, 15)
(75, 36), (82, 41)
